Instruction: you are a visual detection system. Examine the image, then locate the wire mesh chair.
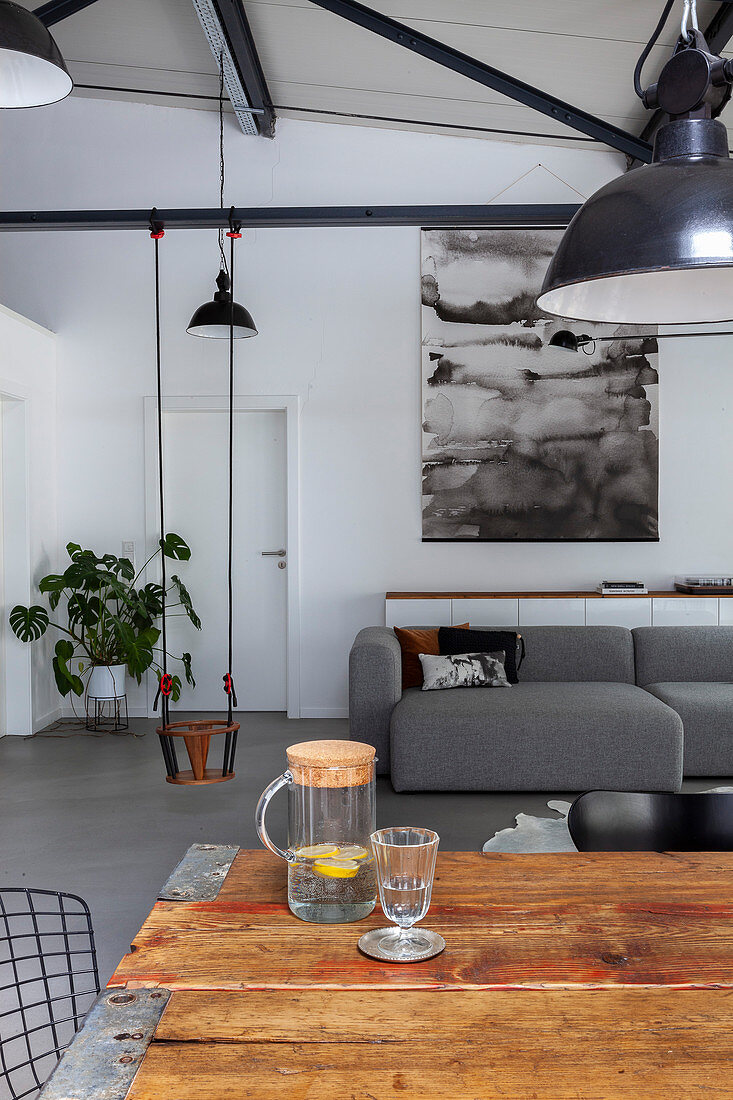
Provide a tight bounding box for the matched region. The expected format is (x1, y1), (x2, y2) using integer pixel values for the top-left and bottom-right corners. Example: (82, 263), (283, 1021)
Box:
(0, 889), (100, 1100)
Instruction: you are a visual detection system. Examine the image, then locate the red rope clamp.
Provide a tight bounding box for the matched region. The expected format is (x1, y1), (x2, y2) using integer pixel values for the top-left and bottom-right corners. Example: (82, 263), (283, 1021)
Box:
(160, 673), (173, 696)
(222, 673), (238, 708)
(226, 207), (241, 238)
(149, 207), (165, 239)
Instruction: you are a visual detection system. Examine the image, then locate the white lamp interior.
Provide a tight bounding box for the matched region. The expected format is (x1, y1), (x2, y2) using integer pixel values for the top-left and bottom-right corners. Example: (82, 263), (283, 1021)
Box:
(0, 47), (71, 107)
(537, 265), (733, 325)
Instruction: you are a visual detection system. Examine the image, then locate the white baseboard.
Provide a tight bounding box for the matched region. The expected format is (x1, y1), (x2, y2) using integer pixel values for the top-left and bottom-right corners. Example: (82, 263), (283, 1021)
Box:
(1, 707), (64, 735)
(33, 707), (62, 733)
(299, 707), (349, 719)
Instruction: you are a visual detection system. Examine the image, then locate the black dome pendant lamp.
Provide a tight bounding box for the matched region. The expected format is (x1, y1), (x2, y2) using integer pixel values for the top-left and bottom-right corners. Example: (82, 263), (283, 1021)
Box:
(0, 0), (72, 107)
(538, 0), (733, 325)
(187, 268), (257, 339)
(187, 55), (257, 340)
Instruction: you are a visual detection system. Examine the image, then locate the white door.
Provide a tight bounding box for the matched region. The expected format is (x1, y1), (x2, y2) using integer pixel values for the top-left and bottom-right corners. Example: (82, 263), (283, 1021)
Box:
(163, 408), (287, 711)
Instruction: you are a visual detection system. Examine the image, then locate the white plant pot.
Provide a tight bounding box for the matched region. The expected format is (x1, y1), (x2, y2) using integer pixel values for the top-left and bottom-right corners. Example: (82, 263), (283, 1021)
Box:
(88, 663), (126, 700)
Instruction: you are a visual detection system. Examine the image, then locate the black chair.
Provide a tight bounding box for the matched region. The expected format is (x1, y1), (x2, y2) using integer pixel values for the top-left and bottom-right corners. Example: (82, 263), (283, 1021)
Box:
(0, 889), (100, 1100)
(568, 791), (733, 852)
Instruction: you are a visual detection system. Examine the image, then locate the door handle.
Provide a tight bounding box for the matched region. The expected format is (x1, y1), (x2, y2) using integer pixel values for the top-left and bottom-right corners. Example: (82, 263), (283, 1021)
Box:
(261, 549), (286, 557)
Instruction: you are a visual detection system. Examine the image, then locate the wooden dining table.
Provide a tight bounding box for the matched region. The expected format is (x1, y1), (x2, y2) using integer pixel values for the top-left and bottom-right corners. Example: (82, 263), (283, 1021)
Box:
(41, 845), (733, 1098)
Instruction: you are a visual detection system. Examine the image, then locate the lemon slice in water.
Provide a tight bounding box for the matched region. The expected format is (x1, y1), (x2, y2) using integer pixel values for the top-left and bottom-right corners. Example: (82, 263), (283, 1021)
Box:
(335, 845), (369, 860)
(313, 858), (359, 879)
(294, 844), (339, 860)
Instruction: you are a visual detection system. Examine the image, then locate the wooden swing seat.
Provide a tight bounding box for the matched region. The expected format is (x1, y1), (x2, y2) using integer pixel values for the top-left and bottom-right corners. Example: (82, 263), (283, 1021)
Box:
(157, 719), (239, 785)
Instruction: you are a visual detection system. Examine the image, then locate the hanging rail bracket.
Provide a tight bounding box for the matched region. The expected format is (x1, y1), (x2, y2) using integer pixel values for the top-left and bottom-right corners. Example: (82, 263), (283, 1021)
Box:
(0, 204), (580, 231)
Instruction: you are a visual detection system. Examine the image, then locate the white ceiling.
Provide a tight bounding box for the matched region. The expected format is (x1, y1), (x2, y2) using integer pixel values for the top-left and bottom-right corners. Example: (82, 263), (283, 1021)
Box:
(21, 0), (733, 149)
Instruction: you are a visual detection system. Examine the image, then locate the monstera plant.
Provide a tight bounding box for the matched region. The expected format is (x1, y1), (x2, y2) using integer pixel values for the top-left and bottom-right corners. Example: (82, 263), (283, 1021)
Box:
(9, 536), (200, 700)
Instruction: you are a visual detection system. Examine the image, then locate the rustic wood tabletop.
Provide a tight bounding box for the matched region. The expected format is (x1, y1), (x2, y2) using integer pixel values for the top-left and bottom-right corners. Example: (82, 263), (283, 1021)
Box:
(41, 847), (733, 1098)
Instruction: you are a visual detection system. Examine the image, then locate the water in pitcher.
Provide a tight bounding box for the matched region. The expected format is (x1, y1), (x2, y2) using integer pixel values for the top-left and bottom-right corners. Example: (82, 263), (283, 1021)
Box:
(289, 841), (377, 923)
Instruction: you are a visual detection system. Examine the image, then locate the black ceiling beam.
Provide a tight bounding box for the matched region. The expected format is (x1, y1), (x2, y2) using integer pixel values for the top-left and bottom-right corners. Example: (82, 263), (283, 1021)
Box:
(306, 0), (653, 162)
(34, 0), (102, 27)
(210, 0), (276, 138)
(633, 1), (733, 165)
(0, 204), (579, 231)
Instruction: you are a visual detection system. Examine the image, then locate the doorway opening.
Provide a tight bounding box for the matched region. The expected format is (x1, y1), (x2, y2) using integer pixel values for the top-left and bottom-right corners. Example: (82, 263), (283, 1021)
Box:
(0, 391), (32, 736)
(144, 395), (300, 718)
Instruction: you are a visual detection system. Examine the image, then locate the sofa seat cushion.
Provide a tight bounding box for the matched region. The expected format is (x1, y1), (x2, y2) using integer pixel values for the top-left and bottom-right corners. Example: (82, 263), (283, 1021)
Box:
(389, 682), (683, 792)
(643, 682), (733, 776)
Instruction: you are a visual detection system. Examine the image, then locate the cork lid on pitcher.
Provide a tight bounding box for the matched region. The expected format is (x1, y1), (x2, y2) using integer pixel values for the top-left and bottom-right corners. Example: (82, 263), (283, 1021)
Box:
(286, 740), (375, 787)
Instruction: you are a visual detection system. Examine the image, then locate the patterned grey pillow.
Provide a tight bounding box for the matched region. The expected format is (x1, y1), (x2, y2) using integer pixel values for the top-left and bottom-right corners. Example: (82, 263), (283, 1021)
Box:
(419, 651), (511, 691)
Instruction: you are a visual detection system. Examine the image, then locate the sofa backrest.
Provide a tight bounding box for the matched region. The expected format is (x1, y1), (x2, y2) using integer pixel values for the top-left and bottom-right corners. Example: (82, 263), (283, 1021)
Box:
(633, 626), (733, 685)
(516, 625), (635, 683)
(394, 624), (635, 683)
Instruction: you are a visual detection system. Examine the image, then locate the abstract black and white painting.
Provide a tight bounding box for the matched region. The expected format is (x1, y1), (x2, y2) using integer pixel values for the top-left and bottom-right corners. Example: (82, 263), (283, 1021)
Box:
(421, 228), (659, 541)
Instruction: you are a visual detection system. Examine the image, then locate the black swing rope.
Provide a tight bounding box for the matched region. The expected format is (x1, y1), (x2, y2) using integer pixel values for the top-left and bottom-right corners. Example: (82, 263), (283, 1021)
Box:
(222, 214), (241, 777)
(148, 209), (240, 781)
(150, 212), (178, 779)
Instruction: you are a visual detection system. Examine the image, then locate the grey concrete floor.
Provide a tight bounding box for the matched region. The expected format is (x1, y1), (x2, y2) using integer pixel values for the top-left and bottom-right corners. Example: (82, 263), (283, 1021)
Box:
(0, 713), (723, 984)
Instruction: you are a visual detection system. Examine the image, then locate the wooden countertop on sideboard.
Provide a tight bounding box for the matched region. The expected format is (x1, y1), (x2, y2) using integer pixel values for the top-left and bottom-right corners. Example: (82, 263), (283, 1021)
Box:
(386, 591), (731, 600)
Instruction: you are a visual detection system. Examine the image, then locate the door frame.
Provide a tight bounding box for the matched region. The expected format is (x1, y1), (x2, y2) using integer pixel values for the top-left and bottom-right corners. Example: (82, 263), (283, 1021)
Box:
(144, 394), (301, 718)
(0, 381), (32, 736)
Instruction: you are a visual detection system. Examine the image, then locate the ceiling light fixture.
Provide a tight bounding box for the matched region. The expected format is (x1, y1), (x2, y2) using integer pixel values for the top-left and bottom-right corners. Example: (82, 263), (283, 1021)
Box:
(538, 0), (733, 325)
(187, 53), (257, 339)
(187, 267), (257, 339)
(0, 0), (72, 107)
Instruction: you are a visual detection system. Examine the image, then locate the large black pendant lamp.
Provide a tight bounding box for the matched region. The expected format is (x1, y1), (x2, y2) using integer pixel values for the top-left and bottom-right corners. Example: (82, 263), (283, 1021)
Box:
(0, 1), (72, 107)
(537, 0), (733, 325)
(187, 56), (257, 339)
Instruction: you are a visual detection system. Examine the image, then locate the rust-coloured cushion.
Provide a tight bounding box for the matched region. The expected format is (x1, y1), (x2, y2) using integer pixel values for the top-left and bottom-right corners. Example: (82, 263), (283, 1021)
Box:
(394, 624), (468, 690)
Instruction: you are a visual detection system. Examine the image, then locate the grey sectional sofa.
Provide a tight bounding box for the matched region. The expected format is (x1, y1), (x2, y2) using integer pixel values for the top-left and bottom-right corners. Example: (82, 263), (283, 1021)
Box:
(349, 624), (733, 792)
(634, 627), (733, 776)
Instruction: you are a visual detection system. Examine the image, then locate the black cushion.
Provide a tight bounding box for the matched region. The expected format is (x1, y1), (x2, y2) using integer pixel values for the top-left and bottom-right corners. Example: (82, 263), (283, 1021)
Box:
(439, 627), (524, 684)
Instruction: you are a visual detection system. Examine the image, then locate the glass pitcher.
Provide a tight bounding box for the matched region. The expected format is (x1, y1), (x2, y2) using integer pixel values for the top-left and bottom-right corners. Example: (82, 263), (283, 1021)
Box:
(256, 739), (377, 923)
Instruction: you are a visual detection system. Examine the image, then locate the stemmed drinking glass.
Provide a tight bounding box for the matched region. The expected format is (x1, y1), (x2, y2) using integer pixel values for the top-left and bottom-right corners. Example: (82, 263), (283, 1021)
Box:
(365, 827), (443, 961)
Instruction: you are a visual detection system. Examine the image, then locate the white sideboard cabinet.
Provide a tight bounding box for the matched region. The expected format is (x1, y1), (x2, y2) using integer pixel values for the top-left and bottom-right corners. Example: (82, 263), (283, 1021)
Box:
(385, 592), (733, 629)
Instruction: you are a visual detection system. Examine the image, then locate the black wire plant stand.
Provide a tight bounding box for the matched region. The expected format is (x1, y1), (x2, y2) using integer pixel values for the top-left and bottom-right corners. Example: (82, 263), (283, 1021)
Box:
(0, 888), (100, 1100)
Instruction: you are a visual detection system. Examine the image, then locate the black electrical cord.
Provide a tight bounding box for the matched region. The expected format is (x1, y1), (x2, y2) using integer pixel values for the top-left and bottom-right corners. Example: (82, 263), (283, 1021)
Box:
(634, 0), (677, 100)
(218, 52), (228, 276)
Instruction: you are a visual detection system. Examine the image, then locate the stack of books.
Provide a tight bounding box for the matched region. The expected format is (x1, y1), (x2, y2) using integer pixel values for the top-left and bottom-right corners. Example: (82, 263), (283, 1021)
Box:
(596, 581), (648, 595)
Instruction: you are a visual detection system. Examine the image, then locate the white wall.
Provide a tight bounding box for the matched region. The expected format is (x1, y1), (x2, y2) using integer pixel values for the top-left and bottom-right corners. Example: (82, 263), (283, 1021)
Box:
(0, 305), (58, 732)
(0, 96), (731, 718)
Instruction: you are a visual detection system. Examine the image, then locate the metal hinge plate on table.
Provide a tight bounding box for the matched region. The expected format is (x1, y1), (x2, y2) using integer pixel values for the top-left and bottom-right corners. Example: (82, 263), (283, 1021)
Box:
(39, 988), (171, 1099)
(158, 842), (239, 901)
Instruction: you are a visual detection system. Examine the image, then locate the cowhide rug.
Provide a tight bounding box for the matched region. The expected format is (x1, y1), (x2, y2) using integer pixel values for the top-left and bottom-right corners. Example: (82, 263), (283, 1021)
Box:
(482, 788), (733, 854)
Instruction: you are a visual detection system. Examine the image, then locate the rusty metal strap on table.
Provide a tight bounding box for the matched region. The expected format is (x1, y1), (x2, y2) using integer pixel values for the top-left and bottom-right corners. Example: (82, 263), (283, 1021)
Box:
(157, 843), (239, 901)
(39, 988), (171, 1099)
